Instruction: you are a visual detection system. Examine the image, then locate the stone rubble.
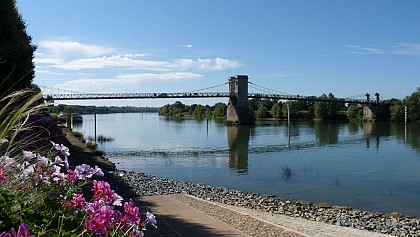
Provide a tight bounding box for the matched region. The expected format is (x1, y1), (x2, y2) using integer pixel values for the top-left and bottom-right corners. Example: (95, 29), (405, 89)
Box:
(104, 170), (419, 237)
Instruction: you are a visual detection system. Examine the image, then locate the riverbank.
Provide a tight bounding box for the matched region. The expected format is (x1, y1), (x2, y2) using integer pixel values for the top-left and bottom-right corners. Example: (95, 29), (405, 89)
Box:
(64, 133), (419, 237)
(104, 170), (418, 237)
(63, 132), (116, 171)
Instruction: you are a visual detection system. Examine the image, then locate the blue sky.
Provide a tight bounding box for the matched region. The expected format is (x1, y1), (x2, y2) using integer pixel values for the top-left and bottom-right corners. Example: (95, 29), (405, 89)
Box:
(17, 0), (420, 107)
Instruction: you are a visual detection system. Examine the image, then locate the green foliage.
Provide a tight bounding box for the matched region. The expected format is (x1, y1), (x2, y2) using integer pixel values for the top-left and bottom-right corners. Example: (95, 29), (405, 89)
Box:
(404, 88), (420, 122)
(347, 105), (363, 121)
(256, 105), (270, 118)
(389, 88), (420, 122)
(271, 104), (282, 119)
(49, 104), (158, 114)
(314, 93), (344, 120)
(212, 102), (227, 118)
(390, 100), (405, 122)
(282, 101), (300, 119)
(86, 141), (98, 150)
(248, 98), (260, 112)
(260, 99), (274, 112)
(0, 0), (37, 95)
(70, 131), (84, 140)
(192, 105), (205, 119)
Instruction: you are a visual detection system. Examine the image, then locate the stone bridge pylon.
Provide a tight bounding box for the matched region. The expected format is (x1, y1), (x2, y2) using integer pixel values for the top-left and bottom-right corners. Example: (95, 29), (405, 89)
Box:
(226, 75), (252, 125)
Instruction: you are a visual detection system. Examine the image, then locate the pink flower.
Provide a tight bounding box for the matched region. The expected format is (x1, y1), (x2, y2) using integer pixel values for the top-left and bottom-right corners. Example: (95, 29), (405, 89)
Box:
(122, 200), (141, 225)
(92, 180), (120, 206)
(0, 232), (11, 237)
(85, 206), (114, 236)
(65, 169), (78, 183)
(71, 194), (86, 209)
(0, 165), (6, 183)
(10, 223), (35, 237)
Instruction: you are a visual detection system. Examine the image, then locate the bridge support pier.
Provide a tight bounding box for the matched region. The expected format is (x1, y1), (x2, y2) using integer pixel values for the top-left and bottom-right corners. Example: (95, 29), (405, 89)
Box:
(226, 75), (253, 125)
(362, 93), (390, 121)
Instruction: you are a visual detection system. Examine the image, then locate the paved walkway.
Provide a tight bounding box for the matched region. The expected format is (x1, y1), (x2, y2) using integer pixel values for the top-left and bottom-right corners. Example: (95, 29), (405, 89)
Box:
(138, 194), (392, 237)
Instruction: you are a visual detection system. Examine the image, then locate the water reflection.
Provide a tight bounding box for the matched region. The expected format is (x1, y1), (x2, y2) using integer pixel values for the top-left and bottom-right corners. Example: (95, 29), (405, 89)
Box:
(362, 122), (420, 151)
(314, 122), (339, 144)
(227, 126), (250, 174)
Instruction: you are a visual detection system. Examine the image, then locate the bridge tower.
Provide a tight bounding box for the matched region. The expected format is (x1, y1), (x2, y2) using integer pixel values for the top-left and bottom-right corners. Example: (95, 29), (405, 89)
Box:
(226, 75), (252, 124)
(363, 93), (389, 121)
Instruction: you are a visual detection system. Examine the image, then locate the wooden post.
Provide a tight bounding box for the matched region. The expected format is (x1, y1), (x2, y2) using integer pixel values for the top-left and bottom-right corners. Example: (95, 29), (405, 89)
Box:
(287, 104), (291, 147)
(94, 107), (97, 143)
(66, 106), (72, 131)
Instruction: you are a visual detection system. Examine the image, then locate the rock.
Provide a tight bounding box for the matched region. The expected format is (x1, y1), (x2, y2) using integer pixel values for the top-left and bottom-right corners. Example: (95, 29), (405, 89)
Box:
(103, 170), (420, 237)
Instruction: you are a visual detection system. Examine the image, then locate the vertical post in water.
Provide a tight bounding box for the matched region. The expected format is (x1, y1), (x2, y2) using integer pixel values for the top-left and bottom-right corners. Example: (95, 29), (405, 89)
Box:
(94, 107), (97, 144)
(287, 104), (291, 147)
(66, 106), (72, 132)
(404, 106), (407, 142)
(206, 108), (209, 137)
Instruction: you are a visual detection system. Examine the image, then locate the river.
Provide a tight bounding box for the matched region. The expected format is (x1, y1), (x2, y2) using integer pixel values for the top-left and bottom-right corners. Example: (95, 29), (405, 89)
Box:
(72, 113), (420, 217)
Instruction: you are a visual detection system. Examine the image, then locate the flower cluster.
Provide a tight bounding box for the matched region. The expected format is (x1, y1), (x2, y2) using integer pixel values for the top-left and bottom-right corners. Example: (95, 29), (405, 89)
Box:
(1, 128), (156, 236)
(0, 223), (34, 237)
(61, 179), (154, 237)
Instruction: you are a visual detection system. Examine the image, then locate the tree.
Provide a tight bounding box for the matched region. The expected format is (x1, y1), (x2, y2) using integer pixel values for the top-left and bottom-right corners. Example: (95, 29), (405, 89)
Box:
(314, 93), (342, 120)
(170, 101), (186, 116)
(0, 0), (37, 96)
(192, 105), (204, 119)
(256, 105), (270, 118)
(159, 104), (170, 116)
(212, 102), (227, 118)
(390, 100), (404, 122)
(248, 98), (260, 113)
(347, 105), (363, 121)
(404, 88), (420, 122)
(260, 99), (274, 112)
(282, 101), (303, 119)
(271, 104), (282, 119)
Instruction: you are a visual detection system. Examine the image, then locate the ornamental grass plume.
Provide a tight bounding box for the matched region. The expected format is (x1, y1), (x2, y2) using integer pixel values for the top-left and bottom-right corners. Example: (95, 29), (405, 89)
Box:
(0, 90), (45, 156)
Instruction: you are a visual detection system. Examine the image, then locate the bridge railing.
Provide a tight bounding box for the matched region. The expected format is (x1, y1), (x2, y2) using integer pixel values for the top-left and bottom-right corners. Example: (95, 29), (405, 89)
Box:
(44, 92), (232, 100)
(248, 93), (372, 104)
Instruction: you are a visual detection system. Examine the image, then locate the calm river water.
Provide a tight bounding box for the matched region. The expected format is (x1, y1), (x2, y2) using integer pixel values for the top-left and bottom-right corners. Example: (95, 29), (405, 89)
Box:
(73, 113), (420, 217)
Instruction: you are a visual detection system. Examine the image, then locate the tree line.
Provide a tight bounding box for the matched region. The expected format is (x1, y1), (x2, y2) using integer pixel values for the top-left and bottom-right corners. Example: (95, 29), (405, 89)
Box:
(48, 104), (159, 115)
(388, 88), (420, 122)
(159, 101), (227, 120)
(159, 88), (420, 123)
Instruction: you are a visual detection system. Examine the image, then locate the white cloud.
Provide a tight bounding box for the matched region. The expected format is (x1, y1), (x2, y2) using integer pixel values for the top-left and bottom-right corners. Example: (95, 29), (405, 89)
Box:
(174, 58), (241, 71)
(177, 44), (193, 48)
(347, 43), (420, 56)
(39, 40), (115, 62)
(346, 45), (383, 54)
(395, 43), (420, 56)
(49, 54), (172, 71)
(35, 40), (242, 93)
(37, 48), (241, 72)
(53, 72), (203, 92)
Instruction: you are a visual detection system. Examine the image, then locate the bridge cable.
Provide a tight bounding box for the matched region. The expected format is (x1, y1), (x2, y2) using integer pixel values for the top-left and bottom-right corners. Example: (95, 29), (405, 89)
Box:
(248, 81), (292, 96)
(184, 82), (228, 93)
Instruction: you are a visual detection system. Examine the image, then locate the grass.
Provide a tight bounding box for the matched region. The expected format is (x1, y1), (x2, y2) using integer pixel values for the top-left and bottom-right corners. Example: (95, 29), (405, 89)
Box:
(281, 165), (293, 180)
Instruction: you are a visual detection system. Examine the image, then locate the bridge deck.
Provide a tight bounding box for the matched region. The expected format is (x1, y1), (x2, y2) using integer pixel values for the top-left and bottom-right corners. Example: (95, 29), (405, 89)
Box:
(44, 92), (373, 104)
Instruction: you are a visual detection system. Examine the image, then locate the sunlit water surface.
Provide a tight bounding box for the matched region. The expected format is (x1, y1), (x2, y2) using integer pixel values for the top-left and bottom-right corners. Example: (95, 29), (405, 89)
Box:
(73, 113), (420, 217)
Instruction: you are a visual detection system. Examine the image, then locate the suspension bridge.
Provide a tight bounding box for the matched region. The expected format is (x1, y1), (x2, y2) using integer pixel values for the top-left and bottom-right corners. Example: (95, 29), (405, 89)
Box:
(42, 77), (379, 104)
(42, 75), (385, 124)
